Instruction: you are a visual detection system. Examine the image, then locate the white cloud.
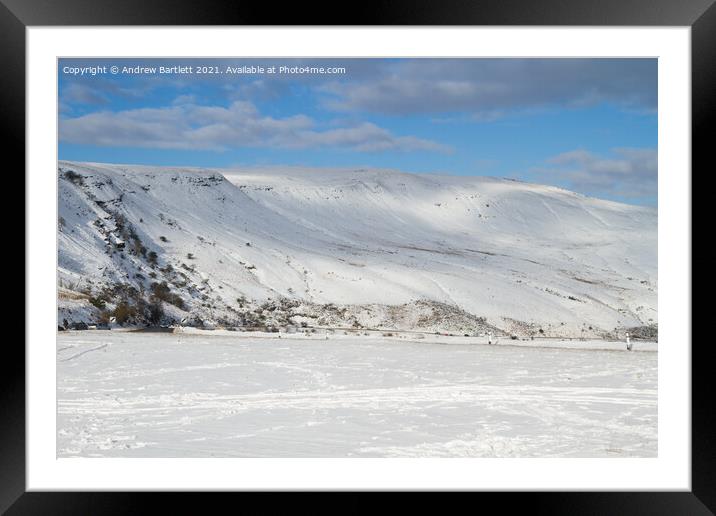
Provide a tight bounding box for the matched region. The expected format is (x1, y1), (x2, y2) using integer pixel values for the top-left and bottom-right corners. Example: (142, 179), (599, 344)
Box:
(319, 59), (657, 116)
(59, 99), (451, 154)
(533, 147), (657, 202)
(62, 83), (110, 106)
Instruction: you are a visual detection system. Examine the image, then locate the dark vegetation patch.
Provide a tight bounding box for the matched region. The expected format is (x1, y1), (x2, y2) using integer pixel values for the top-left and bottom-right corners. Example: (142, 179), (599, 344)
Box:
(62, 169), (84, 186)
(150, 281), (185, 309)
(625, 324), (658, 340)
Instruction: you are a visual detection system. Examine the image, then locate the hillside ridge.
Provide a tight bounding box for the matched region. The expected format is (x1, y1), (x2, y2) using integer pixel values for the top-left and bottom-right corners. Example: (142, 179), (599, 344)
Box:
(57, 161), (657, 338)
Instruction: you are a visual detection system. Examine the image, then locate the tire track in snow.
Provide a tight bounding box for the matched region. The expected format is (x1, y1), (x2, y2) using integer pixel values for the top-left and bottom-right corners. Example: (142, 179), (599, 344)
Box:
(59, 343), (108, 362)
(58, 383), (656, 416)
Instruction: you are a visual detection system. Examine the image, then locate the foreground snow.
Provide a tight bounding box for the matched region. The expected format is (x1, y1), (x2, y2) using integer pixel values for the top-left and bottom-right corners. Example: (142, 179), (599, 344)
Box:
(57, 331), (657, 457)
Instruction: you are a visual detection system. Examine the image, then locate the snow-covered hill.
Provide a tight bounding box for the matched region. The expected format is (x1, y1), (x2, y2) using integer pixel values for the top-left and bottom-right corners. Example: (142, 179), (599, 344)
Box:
(57, 161), (657, 337)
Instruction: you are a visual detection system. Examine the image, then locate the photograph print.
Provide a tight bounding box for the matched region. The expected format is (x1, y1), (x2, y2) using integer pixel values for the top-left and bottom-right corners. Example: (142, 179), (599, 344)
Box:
(56, 58), (657, 458)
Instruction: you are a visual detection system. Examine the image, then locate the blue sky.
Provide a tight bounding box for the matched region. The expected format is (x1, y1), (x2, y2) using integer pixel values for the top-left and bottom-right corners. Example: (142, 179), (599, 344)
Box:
(58, 58), (657, 206)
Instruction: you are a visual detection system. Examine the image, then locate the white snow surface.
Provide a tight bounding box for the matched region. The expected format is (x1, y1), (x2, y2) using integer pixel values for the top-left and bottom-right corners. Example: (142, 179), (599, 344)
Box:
(57, 331), (657, 457)
(58, 161), (657, 336)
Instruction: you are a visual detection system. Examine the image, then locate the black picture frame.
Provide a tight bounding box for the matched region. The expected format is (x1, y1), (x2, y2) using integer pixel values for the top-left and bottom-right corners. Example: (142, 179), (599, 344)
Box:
(6, 0), (711, 513)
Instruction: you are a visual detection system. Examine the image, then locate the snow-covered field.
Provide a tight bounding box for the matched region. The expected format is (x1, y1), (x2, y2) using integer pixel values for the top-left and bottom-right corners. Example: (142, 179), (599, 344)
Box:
(57, 330), (657, 457)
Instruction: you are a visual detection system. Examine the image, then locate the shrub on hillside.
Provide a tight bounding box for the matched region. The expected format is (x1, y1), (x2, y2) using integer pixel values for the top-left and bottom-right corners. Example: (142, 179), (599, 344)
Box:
(150, 281), (184, 309)
(113, 302), (137, 324)
(63, 170), (84, 185)
(148, 298), (164, 325)
(89, 296), (106, 310)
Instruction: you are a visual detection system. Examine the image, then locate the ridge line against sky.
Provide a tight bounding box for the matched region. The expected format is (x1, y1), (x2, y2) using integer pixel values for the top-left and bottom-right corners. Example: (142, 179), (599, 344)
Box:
(58, 58), (658, 206)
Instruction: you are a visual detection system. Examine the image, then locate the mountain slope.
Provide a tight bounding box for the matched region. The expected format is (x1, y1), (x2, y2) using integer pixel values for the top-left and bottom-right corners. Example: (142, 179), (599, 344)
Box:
(57, 161), (657, 337)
